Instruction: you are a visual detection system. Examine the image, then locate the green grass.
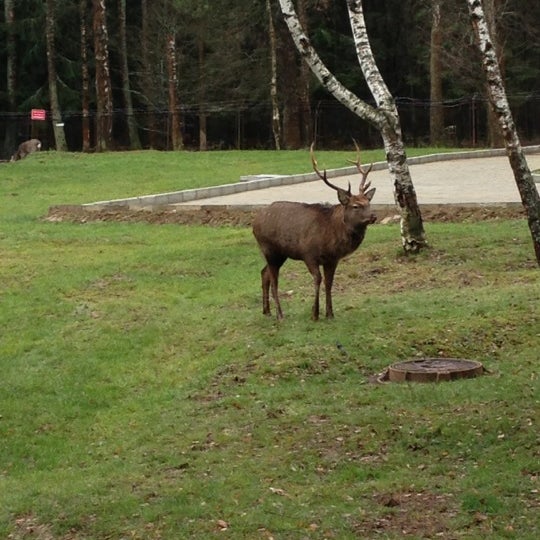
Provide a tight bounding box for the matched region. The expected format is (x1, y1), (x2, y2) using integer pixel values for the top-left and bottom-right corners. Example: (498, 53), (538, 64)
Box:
(0, 150), (538, 539)
(1, 147), (464, 218)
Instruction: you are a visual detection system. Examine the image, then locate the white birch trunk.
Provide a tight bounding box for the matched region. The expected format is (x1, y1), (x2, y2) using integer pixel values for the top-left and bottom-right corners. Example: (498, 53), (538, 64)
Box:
(346, 0), (425, 251)
(279, 0), (427, 252)
(266, 0), (281, 150)
(279, 0), (380, 128)
(467, 0), (540, 264)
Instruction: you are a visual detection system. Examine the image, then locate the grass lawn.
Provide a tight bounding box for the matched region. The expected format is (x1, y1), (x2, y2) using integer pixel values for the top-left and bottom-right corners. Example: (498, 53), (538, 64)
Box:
(0, 150), (538, 539)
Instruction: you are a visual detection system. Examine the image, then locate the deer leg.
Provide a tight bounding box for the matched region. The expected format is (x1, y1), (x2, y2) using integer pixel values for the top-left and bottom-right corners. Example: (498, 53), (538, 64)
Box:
(268, 264), (284, 319)
(323, 262), (338, 318)
(261, 265), (271, 316)
(263, 256), (285, 319)
(305, 260), (322, 321)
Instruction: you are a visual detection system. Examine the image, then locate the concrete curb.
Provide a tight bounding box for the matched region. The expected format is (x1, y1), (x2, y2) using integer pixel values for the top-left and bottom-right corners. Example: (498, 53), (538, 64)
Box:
(79, 146), (540, 211)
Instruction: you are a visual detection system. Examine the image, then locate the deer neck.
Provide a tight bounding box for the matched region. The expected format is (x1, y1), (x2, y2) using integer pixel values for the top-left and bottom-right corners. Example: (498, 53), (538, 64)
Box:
(330, 207), (366, 249)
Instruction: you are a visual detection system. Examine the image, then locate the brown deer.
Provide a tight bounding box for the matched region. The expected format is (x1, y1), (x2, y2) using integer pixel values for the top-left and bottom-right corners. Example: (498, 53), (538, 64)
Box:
(11, 139), (42, 162)
(252, 143), (376, 320)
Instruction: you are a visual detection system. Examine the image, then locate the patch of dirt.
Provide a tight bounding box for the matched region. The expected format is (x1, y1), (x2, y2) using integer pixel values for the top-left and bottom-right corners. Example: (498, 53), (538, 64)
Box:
(8, 515), (55, 540)
(45, 203), (527, 226)
(352, 490), (459, 538)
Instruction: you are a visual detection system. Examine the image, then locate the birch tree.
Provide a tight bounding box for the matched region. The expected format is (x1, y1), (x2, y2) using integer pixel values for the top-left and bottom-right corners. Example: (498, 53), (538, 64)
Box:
(279, 0), (427, 252)
(466, 0), (540, 264)
(267, 0), (281, 150)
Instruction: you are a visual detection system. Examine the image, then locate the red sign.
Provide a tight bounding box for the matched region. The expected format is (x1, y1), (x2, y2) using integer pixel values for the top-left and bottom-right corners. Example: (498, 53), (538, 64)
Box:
(31, 109), (46, 121)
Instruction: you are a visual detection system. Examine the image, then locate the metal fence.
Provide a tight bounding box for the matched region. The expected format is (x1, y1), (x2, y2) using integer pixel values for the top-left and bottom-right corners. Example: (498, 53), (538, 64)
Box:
(2, 93), (540, 158)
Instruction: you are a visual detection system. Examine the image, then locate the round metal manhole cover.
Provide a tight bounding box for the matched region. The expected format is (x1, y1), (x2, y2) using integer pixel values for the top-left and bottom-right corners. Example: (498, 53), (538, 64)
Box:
(383, 357), (484, 383)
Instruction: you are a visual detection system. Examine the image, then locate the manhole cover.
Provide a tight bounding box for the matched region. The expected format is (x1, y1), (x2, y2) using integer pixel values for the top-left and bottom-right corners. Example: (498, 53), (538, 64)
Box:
(382, 357), (484, 383)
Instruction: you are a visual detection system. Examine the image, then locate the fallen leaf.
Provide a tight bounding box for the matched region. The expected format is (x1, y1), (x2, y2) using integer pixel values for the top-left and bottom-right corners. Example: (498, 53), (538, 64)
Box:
(216, 519), (228, 530)
(269, 487), (289, 497)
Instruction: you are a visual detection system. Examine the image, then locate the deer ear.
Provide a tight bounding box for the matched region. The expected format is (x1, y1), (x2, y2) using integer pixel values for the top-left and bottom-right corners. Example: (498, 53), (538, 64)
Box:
(337, 188), (351, 205)
(364, 188), (376, 201)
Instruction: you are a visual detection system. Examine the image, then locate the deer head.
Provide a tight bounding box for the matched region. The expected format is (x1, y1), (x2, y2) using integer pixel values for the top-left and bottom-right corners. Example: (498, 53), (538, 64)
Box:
(310, 142), (376, 219)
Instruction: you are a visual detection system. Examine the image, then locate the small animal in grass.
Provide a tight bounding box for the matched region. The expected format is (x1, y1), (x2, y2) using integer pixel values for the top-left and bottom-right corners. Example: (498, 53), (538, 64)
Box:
(252, 142), (376, 320)
(11, 139), (42, 162)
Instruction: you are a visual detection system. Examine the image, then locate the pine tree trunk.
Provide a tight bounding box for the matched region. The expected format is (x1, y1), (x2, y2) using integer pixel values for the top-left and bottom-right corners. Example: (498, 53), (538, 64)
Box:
(92, 0), (113, 151)
(278, 17), (303, 150)
(197, 36), (207, 151)
(45, 0), (68, 152)
(119, 0), (141, 150)
(429, 0), (444, 145)
(277, 0), (312, 149)
(141, 0), (157, 149)
(80, 0), (91, 152)
(467, 0), (540, 265)
(166, 34), (183, 151)
(3, 0), (17, 158)
(483, 0), (505, 148)
(297, 0), (312, 145)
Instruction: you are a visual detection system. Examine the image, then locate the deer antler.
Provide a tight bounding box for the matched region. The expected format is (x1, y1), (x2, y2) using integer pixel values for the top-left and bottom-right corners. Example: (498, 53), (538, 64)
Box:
(310, 143), (351, 195)
(347, 139), (373, 193)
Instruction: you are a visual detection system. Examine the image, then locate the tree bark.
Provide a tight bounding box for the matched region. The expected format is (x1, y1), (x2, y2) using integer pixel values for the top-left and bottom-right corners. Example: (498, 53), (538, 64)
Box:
(118, 0), (142, 149)
(278, 0), (427, 252)
(80, 0), (91, 152)
(267, 0), (281, 150)
(346, 0), (426, 252)
(467, 0), (540, 265)
(297, 0), (312, 145)
(429, 0), (445, 145)
(166, 34), (183, 151)
(141, 0), (157, 149)
(3, 0), (17, 158)
(92, 0), (113, 151)
(277, 17), (303, 149)
(197, 36), (207, 151)
(483, 0), (505, 148)
(45, 0), (68, 152)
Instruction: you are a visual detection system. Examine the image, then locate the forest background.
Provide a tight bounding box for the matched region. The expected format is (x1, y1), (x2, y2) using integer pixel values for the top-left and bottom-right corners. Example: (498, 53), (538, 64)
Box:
(1, 0), (540, 159)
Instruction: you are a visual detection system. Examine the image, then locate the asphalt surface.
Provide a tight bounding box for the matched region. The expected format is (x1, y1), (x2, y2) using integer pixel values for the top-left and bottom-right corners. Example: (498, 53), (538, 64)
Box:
(178, 153), (540, 207)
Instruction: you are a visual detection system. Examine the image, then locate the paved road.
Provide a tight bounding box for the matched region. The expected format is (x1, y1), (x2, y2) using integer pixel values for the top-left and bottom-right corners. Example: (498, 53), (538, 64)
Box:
(178, 154), (540, 207)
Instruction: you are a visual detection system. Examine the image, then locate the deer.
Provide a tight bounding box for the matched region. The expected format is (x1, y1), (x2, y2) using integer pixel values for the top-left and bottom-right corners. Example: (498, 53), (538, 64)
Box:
(11, 139), (42, 162)
(252, 142), (376, 320)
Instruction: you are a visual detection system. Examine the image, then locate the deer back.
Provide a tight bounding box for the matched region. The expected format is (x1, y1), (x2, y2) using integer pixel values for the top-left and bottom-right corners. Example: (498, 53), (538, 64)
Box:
(253, 193), (374, 263)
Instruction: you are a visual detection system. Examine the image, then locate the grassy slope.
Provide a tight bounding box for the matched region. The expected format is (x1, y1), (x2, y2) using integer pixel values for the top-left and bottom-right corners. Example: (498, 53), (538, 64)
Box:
(0, 151), (538, 539)
(2, 147), (464, 216)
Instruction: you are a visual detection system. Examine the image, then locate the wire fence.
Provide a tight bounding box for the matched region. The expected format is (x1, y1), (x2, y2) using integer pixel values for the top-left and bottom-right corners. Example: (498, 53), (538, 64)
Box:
(2, 93), (540, 158)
